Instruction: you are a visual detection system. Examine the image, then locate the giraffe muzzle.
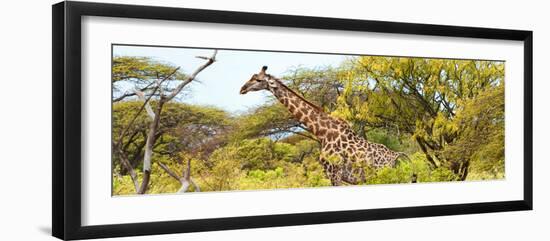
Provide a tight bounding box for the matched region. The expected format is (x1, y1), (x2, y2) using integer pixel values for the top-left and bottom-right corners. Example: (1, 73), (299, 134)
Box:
(239, 86), (248, 94)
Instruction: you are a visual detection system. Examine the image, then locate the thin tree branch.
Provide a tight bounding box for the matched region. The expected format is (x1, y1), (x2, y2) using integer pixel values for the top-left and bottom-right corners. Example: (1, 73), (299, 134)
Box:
(115, 85), (158, 148)
(189, 178), (201, 192)
(112, 82), (155, 102)
(157, 160), (201, 193)
(135, 89), (156, 120)
(290, 127), (320, 142)
(157, 162), (181, 180)
(163, 50), (217, 102)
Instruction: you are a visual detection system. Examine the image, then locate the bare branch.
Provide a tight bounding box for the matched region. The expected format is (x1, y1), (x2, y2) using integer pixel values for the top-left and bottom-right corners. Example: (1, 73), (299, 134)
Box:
(163, 50), (217, 101)
(157, 162), (181, 181)
(112, 81), (155, 102)
(286, 129), (319, 142)
(113, 92), (137, 102)
(135, 89), (156, 120)
(189, 178), (201, 192)
(115, 88), (156, 148)
(157, 160), (201, 193)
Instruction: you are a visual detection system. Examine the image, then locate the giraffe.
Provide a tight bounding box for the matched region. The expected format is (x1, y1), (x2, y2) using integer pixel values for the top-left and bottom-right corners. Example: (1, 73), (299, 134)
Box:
(240, 66), (408, 186)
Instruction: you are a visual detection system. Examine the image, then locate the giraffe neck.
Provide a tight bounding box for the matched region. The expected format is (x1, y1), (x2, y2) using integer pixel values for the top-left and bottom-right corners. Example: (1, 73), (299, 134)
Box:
(268, 79), (335, 140)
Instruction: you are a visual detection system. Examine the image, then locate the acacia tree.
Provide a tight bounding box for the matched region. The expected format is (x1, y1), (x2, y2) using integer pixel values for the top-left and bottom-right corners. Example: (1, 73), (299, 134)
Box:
(333, 57), (504, 180)
(112, 101), (231, 192)
(283, 67), (344, 112)
(112, 51), (217, 194)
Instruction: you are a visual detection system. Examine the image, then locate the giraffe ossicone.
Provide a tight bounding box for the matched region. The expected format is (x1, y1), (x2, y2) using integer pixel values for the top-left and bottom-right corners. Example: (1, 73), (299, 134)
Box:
(240, 66), (407, 186)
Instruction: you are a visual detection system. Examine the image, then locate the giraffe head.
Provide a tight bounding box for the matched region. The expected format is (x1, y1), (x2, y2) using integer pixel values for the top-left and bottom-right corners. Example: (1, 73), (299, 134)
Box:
(240, 66), (277, 94)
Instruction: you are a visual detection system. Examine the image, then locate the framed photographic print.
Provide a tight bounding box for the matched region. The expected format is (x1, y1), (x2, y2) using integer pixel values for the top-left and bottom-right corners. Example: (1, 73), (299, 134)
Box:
(52, 1), (533, 240)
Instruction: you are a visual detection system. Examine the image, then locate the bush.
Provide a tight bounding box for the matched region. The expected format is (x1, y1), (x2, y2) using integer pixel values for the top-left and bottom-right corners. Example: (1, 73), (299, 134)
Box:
(365, 152), (459, 185)
(113, 151), (464, 195)
(112, 158), (189, 195)
(196, 138), (330, 191)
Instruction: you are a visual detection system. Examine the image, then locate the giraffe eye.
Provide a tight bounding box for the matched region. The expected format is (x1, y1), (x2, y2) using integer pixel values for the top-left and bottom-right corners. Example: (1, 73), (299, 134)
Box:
(255, 78), (262, 82)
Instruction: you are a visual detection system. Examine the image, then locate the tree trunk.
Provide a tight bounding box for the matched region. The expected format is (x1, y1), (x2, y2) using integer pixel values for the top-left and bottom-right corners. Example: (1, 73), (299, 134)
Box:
(137, 102), (163, 194)
(458, 160), (470, 181)
(415, 136), (438, 168)
(130, 50), (216, 194)
(449, 159), (470, 181)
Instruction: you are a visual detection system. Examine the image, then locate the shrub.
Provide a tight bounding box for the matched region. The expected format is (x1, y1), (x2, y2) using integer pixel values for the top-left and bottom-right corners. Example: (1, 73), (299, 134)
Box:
(365, 152), (459, 185)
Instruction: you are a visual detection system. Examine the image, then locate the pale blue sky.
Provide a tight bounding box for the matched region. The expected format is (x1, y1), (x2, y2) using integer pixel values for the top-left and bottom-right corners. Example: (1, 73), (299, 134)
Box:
(113, 45), (349, 113)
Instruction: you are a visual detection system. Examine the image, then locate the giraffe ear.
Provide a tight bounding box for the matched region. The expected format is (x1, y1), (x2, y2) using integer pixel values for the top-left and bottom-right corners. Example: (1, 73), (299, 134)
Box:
(267, 78), (277, 88)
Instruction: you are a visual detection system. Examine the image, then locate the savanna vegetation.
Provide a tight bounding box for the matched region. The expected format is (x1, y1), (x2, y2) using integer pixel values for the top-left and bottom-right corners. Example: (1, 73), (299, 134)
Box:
(112, 51), (504, 195)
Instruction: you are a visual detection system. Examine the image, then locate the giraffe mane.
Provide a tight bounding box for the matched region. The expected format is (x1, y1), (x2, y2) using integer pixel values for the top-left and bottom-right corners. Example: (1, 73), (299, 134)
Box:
(274, 78), (325, 113)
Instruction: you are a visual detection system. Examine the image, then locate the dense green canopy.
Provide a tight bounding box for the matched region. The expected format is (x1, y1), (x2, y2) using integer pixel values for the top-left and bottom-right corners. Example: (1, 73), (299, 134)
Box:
(112, 55), (505, 195)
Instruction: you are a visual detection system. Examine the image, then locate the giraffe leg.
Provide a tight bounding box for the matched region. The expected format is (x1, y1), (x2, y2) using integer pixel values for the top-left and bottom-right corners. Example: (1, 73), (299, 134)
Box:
(329, 165), (345, 186)
(320, 158), (343, 186)
(329, 172), (343, 186)
(340, 162), (364, 185)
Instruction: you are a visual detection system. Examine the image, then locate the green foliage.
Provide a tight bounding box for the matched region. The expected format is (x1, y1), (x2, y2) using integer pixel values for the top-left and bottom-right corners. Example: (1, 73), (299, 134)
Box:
(112, 101), (231, 187)
(282, 66), (343, 112)
(365, 152), (459, 184)
(113, 158), (198, 195)
(113, 56), (178, 81)
(198, 138), (327, 190)
(445, 84), (505, 180)
(112, 54), (505, 196)
(231, 103), (300, 141)
(365, 128), (417, 153)
(112, 56), (188, 97)
(208, 138), (290, 170)
(333, 57), (504, 180)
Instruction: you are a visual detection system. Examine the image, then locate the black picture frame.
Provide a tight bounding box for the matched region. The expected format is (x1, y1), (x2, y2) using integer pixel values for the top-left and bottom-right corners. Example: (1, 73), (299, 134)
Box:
(52, 1), (533, 240)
